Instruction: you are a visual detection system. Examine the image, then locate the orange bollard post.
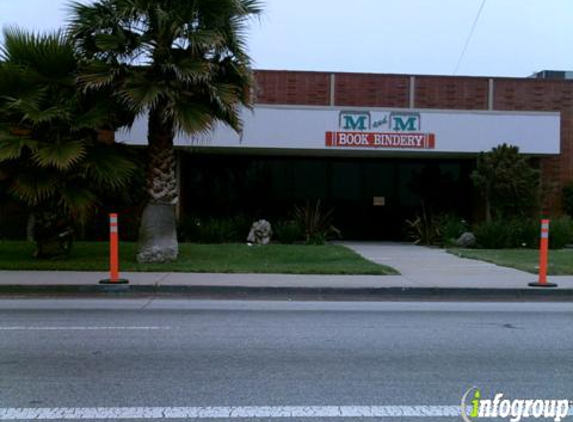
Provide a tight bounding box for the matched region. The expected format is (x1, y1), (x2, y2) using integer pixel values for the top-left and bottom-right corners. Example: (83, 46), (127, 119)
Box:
(99, 213), (129, 285)
(528, 218), (557, 288)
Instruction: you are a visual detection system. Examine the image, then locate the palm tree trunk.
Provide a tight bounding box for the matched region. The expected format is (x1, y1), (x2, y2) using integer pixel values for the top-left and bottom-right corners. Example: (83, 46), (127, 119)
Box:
(136, 107), (179, 263)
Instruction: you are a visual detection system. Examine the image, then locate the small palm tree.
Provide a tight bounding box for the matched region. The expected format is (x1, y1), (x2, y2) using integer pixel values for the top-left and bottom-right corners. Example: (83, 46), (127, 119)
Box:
(0, 28), (138, 257)
(68, 0), (263, 263)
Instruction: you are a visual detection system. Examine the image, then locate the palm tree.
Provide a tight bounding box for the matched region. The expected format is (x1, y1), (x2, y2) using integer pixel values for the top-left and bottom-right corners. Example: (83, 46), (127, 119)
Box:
(68, 0), (263, 263)
(0, 28), (138, 257)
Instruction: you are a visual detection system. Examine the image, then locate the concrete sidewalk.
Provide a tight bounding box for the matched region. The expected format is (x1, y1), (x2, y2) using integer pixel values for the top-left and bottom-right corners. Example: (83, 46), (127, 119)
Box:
(341, 242), (573, 289)
(0, 242), (572, 299)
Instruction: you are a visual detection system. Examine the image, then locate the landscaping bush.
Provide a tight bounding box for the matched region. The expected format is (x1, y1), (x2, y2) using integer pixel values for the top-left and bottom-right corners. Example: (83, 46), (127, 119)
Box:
(437, 214), (468, 246)
(472, 217), (573, 249)
(471, 144), (539, 221)
(405, 211), (440, 245)
(473, 220), (505, 248)
(274, 220), (304, 244)
(405, 208), (468, 247)
(294, 200), (341, 245)
(178, 215), (252, 243)
(473, 219), (537, 249)
(548, 216), (573, 249)
(518, 219), (541, 248)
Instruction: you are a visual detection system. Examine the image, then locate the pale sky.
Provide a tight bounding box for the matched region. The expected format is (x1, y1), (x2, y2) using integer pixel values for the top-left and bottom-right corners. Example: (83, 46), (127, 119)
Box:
(0, 0), (571, 78)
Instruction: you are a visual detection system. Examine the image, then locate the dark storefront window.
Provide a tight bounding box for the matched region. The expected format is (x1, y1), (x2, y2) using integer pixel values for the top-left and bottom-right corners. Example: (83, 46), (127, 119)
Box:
(180, 152), (474, 240)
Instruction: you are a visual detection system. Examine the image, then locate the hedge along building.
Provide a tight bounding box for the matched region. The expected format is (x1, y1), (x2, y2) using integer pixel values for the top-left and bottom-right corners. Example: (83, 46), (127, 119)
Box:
(118, 70), (570, 240)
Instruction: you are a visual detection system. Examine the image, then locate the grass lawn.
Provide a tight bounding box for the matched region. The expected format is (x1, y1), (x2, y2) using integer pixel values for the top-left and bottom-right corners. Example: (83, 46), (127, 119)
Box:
(448, 248), (573, 275)
(0, 241), (398, 275)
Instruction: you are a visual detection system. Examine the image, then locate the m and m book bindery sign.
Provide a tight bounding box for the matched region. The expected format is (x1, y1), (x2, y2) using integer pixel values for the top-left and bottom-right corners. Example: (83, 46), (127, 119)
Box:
(325, 111), (435, 150)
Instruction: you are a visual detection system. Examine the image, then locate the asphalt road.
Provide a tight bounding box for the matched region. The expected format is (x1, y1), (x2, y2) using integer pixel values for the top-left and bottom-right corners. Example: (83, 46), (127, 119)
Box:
(0, 299), (572, 421)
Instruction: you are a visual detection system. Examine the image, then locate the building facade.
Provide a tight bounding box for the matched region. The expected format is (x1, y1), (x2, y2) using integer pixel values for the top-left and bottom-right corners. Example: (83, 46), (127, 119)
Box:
(121, 70), (573, 239)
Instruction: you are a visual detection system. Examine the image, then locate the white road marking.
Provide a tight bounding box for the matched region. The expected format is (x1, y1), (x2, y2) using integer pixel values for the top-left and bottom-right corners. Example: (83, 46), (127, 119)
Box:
(0, 326), (170, 331)
(3, 405), (572, 420)
(0, 406), (465, 420)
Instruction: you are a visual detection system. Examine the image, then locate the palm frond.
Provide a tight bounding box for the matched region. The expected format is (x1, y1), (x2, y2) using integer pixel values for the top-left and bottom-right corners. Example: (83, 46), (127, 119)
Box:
(32, 140), (87, 170)
(170, 101), (214, 135)
(1, 27), (76, 78)
(77, 60), (119, 89)
(160, 58), (211, 85)
(10, 171), (59, 206)
(183, 29), (226, 56)
(3, 85), (75, 126)
(58, 185), (98, 218)
(0, 137), (38, 161)
(68, 0), (147, 61)
(118, 71), (164, 111)
(84, 143), (138, 189)
(23, 104), (72, 126)
(0, 63), (39, 100)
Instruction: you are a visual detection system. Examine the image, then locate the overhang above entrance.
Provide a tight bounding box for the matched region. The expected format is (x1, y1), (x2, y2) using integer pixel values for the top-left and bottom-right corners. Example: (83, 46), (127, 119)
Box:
(118, 105), (560, 156)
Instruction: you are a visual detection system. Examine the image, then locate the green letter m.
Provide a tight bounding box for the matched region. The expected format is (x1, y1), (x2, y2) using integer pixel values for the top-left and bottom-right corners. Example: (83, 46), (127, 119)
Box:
(343, 115), (368, 130)
(340, 112), (370, 130)
(392, 115), (419, 131)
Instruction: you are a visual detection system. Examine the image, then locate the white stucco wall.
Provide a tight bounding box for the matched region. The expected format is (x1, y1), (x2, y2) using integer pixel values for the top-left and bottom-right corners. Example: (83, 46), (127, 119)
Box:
(117, 105), (560, 155)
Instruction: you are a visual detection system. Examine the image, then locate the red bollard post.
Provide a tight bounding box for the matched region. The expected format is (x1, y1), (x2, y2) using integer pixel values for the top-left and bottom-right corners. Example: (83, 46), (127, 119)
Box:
(99, 213), (129, 285)
(528, 218), (557, 288)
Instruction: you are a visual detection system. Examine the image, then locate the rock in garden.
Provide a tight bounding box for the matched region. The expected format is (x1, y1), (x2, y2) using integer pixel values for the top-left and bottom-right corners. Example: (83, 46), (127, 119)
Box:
(456, 232), (476, 248)
(247, 220), (272, 245)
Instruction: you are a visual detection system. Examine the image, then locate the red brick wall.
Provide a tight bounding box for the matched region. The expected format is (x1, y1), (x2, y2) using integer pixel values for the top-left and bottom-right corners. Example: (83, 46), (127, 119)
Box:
(494, 79), (573, 210)
(254, 70), (330, 106)
(415, 76), (489, 110)
(493, 79), (573, 111)
(333, 73), (409, 107)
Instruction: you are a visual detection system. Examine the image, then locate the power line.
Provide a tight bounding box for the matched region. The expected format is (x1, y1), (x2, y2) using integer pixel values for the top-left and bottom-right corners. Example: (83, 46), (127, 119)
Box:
(453, 0), (487, 75)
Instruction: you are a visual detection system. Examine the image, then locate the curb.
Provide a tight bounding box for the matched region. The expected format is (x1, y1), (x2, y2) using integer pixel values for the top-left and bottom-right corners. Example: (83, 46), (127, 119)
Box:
(0, 285), (572, 301)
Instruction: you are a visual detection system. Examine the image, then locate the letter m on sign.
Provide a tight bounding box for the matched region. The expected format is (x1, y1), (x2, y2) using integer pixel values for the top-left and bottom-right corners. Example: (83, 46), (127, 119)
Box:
(390, 113), (420, 131)
(339, 111), (370, 130)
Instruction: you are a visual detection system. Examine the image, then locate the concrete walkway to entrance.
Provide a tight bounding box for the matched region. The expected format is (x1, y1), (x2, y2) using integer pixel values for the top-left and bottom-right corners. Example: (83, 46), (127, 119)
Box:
(341, 241), (573, 289)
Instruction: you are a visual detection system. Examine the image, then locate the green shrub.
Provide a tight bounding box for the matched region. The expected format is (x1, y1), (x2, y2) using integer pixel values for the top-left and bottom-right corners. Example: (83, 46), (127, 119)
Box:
(178, 215), (252, 243)
(294, 200), (341, 245)
(548, 216), (573, 249)
(405, 208), (467, 246)
(274, 220), (304, 244)
(473, 219), (537, 249)
(405, 212), (440, 245)
(471, 144), (540, 221)
(472, 217), (572, 249)
(437, 214), (468, 246)
(473, 220), (504, 248)
(177, 216), (200, 242)
(307, 232), (327, 245)
(517, 219), (540, 248)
